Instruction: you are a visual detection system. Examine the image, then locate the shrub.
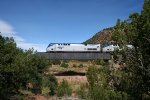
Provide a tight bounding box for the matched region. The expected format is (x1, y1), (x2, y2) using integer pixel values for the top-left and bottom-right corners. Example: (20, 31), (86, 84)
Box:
(48, 60), (52, 66)
(51, 60), (61, 65)
(0, 35), (50, 99)
(78, 64), (83, 68)
(57, 80), (72, 97)
(60, 62), (69, 68)
(86, 66), (129, 100)
(77, 83), (89, 99)
(73, 64), (77, 68)
(41, 87), (50, 96)
(62, 60), (69, 63)
(41, 74), (58, 96)
(95, 59), (107, 66)
(48, 74), (58, 95)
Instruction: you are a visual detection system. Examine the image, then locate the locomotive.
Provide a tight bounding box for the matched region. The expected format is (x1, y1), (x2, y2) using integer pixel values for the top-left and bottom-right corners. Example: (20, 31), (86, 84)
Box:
(46, 43), (124, 52)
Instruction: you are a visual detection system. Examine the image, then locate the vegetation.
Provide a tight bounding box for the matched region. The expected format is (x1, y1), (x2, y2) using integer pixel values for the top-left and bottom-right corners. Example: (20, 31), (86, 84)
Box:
(0, 0), (149, 99)
(51, 60), (61, 65)
(110, 0), (150, 99)
(0, 35), (57, 99)
(41, 74), (58, 96)
(83, 66), (127, 100)
(60, 62), (69, 68)
(77, 83), (88, 99)
(72, 64), (77, 68)
(78, 64), (84, 68)
(94, 59), (107, 66)
(80, 0), (150, 100)
(57, 79), (72, 97)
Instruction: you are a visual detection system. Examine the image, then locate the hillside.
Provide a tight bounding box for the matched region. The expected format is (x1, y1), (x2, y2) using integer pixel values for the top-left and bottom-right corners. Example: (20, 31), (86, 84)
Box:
(84, 27), (114, 44)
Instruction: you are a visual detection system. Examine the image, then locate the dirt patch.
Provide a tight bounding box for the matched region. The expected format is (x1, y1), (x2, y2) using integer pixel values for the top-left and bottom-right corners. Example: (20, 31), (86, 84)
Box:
(25, 94), (49, 100)
(56, 76), (87, 85)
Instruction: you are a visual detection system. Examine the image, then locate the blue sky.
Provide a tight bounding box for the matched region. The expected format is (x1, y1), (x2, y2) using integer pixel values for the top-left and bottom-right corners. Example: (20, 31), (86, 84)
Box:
(0, 0), (143, 51)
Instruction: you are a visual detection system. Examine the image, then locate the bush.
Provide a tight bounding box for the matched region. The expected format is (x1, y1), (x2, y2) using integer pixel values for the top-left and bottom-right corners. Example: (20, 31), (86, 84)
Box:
(48, 60), (52, 66)
(78, 64), (83, 68)
(86, 66), (129, 100)
(48, 74), (58, 95)
(73, 64), (77, 68)
(77, 83), (89, 99)
(60, 62), (69, 68)
(41, 74), (58, 96)
(51, 60), (61, 65)
(62, 60), (69, 63)
(95, 59), (107, 66)
(57, 80), (72, 97)
(0, 35), (50, 99)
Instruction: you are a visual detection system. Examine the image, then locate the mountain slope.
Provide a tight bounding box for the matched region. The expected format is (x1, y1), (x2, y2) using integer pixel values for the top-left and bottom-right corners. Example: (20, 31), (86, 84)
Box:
(84, 27), (114, 44)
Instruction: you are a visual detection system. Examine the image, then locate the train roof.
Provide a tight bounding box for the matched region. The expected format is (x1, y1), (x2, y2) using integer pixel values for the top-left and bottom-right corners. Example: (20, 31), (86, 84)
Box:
(48, 43), (100, 44)
(49, 43), (82, 44)
(47, 43), (100, 47)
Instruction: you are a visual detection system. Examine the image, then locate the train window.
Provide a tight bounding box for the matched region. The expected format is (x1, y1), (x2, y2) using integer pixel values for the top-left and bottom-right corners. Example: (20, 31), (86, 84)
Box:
(93, 48), (97, 50)
(87, 48), (97, 50)
(48, 44), (54, 47)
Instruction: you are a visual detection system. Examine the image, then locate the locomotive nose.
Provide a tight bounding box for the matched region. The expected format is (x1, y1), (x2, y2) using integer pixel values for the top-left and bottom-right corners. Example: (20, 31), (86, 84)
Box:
(46, 47), (49, 52)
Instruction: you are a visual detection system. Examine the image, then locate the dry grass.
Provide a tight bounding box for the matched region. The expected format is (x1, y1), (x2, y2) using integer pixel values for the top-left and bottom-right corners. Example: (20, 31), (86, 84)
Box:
(56, 76), (87, 85)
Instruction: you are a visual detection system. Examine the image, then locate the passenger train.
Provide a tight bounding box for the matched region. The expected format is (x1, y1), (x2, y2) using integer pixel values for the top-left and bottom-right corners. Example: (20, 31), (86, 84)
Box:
(46, 43), (132, 52)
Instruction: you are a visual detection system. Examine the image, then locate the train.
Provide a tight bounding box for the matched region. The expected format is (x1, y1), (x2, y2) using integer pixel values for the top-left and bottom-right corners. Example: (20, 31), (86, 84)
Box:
(46, 43), (133, 52)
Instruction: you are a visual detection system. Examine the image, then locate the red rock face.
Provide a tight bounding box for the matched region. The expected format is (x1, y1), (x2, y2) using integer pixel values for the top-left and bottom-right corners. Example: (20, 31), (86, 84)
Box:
(84, 27), (114, 44)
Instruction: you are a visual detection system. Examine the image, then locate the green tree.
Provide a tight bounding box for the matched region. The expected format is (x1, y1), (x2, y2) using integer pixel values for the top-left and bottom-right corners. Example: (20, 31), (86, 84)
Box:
(111, 0), (150, 99)
(0, 35), (50, 99)
(86, 66), (128, 100)
(112, 19), (128, 46)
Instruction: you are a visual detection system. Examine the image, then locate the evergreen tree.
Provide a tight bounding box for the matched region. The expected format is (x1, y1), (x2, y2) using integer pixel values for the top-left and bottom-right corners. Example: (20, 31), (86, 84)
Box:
(112, 0), (150, 99)
(0, 35), (51, 99)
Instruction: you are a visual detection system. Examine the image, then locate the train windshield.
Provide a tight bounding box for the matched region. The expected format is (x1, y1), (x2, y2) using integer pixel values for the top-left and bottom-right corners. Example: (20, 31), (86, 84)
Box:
(48, 43), (54, 47)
